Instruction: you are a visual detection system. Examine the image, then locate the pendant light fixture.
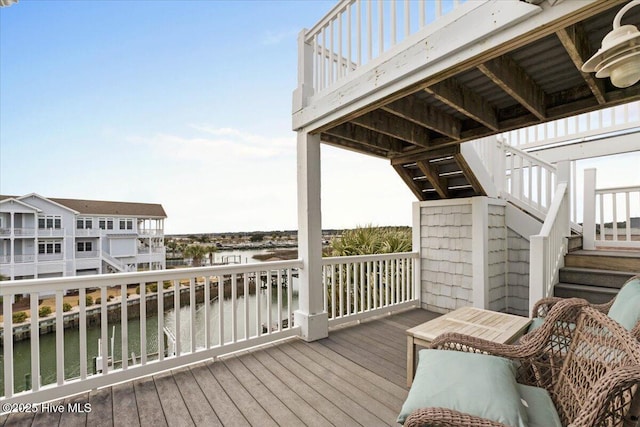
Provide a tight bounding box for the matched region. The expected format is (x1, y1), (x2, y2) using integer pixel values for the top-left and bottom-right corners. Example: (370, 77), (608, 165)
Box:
(583, 0), (640, 88)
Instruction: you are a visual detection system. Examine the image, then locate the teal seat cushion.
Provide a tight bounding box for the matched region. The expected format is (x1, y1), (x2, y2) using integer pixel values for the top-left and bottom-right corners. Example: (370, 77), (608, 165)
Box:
(608, 278), (640, 331)
(527, 316), (544, 333)
(397, 349), (528, 426)
(517, 384), (562, 427)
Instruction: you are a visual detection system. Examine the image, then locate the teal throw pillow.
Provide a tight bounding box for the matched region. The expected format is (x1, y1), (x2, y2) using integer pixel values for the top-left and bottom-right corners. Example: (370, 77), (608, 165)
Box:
(397, 349), (528, 426)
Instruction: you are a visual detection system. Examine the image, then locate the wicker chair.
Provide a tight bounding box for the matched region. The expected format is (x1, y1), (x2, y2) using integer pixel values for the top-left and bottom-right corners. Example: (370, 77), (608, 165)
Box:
(528, 275), (640, 340)
(404, 301), (640, 427)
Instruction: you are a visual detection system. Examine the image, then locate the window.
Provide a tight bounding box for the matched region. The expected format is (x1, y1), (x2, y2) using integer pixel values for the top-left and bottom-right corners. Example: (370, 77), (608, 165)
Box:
(119, 218), (133, 230)
(99, 218), (114, 230)
(39, 240), (62, 254)
(38, 215), (62, 229)
(77, 217), (93, 229)
(76, 241), (93, 252)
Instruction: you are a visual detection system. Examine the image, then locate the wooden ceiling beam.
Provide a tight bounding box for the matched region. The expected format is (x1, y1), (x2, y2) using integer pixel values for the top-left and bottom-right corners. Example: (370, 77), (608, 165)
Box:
(478, 55), (547, 121)
(320, 134), (389, 158)
(453, 153), (484, 195)
(324, 123), (405, 154)
(391, 144), (460, 165)
(425, 78), (499, 131)
(556, 23), (606, 105)
(416, 161), (449, 199)
(382, 97), (461, 140)
(392, 164), (426, 200)
(351, 110), (431, 148)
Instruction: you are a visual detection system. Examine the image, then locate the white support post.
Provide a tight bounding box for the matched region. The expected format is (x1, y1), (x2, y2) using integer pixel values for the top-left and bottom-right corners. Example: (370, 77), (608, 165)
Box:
(412, 201), (422, 305)
(495, 138), (506, 195)
(292, 29), (315, 114)
(583, 168), (597, 250)
(471, 197), (489, 309)
(295, 131), (328, 341)
(557, 160), (571, 236)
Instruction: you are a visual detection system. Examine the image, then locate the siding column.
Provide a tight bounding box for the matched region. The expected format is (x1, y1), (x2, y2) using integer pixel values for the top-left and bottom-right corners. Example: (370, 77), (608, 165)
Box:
(294, 131), (328, 341)
(472, 197), (489, 309)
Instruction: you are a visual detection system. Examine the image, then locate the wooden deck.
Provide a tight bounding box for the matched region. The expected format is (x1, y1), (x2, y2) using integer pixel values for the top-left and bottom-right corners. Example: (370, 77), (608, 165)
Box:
(1, 308), (438, 427)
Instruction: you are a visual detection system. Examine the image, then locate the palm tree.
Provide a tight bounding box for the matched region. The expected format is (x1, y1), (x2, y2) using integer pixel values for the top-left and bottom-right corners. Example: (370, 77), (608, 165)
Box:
(183, 244), (208, 267)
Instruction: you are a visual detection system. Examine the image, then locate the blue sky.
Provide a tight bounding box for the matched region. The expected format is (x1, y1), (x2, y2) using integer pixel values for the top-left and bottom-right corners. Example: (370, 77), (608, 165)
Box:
(1, 1), (638, 234)
(0, 0), (417, 234)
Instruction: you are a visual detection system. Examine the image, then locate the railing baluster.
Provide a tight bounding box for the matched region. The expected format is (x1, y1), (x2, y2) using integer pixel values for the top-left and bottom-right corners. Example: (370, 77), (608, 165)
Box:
(338, 11), (343, 79)
(139, 281), (146, 365)
(100, 286), (108, 374)
(357, 0), (362, 66)
(367, 0), (372, 61)
(405, 0), (410, 38)
(277, 270), (282, 331)
(56, 290), (64, 385)
(599, 194), (605, 242)
(339, 263), (344, 317)
(391, 0), (397, 46)
(346, 262), (352, 315)
(205, 276), (211, 347)
(626, 192), (631, 242)
(612, 193), (618, 242)
(244, 273), (250, 339)
(347, 2), (352, 75)
(287, 269), (293, 330)
(378, 0), (384, 56)
(255, 271), (261, 337)
(30, 292), (40, 390)
(231, 273), (237, 342)
(190, 277), (196, 352)
(121, 284), (128, 370)
(266, 270), (273, 333)
(359, 261), (365, 313)
(329, 19), (334, 85)
(157, 280), (164, 362)
(174, 279), (181, 356)
(218, 275), (224, 344)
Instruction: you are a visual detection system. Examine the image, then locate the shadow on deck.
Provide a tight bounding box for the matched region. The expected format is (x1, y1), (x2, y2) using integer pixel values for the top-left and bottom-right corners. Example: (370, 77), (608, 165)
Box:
(0, 308), (439, 427)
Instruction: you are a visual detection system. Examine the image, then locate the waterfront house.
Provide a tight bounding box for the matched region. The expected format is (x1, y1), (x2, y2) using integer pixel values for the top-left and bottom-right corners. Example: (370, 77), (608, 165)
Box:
(0, 0), (639, 424)
(0, 194), (167, 282)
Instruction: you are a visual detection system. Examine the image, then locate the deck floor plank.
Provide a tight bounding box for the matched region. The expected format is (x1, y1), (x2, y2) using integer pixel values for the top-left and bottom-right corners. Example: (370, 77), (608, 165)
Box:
(251, 348), (360, 427)
(133, 376), (169, 427)
(207, 358), (278, 427)
(279, 342), (399, 425)
(86, 388), (113, 427)
(111, 382), (140, 427)
(188, 362), (247, 427)
(171, 367), (221, 426)
(58, 392), (89, 427)
(30, 399), (63, 427)
(222, 356), (302, 426)
(235, 351), (332, 427)
(0, 309), (439, 427)
(151, 371), (190, 427)
(265, 344), (385, 426)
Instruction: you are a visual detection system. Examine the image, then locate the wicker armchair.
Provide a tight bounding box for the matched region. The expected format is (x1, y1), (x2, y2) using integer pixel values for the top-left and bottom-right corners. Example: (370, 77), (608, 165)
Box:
(404, 301), (640, 427)
(526, 275), (640, 341)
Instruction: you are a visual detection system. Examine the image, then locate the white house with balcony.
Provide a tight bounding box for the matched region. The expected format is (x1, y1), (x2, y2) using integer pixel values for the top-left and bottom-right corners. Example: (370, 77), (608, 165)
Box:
(0, 193), (167, 281)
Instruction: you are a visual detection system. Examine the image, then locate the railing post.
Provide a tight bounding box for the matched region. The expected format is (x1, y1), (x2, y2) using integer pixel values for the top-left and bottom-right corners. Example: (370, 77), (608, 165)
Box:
(529, 235), (546, 316)
(412, 201), (422, 305)
(583, 168), (597, 250)
(495, 137), (506, 194)
(557, 160), (571, 236)
(292, 29), (315, 114)
(295, 131), (328, 341)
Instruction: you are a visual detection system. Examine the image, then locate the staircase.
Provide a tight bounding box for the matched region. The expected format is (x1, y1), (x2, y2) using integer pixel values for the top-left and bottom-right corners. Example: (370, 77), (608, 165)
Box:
(554, 250), (640, 304)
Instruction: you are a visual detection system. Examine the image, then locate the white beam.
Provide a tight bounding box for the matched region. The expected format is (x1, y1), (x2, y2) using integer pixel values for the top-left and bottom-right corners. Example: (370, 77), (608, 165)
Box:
(471, 197), (489, 309)
(294, 131), (328, 341)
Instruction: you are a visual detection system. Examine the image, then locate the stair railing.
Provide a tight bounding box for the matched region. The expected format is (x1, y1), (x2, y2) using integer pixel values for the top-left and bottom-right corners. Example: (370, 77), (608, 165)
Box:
(529, 182), (570, 315)
(583, 168), (640, 250)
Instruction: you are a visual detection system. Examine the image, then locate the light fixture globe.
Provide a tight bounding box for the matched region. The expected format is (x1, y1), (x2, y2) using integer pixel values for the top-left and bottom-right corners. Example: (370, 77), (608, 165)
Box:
(582, 1), (640, 88)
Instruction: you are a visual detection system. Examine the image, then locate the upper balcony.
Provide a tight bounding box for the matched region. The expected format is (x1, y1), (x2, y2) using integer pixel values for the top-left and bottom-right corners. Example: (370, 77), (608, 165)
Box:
(293, 0), (640, 201)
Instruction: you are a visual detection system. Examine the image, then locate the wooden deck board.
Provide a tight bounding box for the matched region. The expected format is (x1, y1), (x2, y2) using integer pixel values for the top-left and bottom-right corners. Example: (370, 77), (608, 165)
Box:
(59, 393), (89, 427)
(1, 308), (438, 426)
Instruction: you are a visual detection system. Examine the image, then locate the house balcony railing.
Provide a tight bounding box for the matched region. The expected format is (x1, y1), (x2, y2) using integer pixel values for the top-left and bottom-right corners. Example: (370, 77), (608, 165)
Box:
(37, 228), (64, 238)
(0, 252), (417, 405)
(303, 0), (470, 96)
(138, 229), (164, 236)
(0, 229), (9, 236)
(75, 229), (101, 238)
(75, 251), (99, 259)
(13, 255), (37, 263)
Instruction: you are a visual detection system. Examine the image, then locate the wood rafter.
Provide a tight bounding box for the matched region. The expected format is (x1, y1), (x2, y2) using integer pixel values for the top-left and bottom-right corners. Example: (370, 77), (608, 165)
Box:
(453, 153), (484, 195)
(556, 23), (606, 104)
(392, 164), (425, 200)
(351, 110), (431, 148)
(382, 97), (461, 140)
(416, 161), (449, 199)
(391, 144), (460, 166)
(425, 78), (499, 131)
(478, 55), (547, 121)
(323, 123), (404, 154)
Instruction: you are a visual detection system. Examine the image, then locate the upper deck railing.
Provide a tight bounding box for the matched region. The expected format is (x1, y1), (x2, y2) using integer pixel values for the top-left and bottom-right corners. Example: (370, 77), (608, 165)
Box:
(304, 0), (470, 95)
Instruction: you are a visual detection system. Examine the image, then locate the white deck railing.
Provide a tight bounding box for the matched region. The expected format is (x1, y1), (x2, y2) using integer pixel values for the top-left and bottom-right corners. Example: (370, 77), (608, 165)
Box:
(583, 168), (640, 250)
(529, 183), (569, 314)
(0, 252), (416, 405)
(0, 260), (301, 404)
(304, 0), (469, 95)
(500, 102), (640, 150)
(322, 252), (419, 327)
